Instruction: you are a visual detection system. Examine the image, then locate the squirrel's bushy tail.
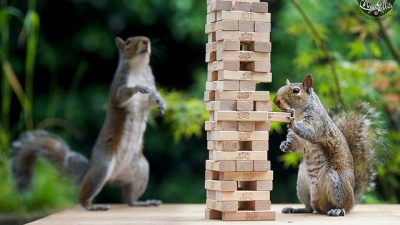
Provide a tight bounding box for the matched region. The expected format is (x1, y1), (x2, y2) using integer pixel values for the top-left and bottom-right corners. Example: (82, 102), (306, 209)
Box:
(11, 130), (89, 192)
(333, 103), (385, 203)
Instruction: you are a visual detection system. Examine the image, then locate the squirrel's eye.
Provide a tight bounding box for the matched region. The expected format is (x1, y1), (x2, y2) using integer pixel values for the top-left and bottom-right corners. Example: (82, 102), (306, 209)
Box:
(292, 88), (300, 94)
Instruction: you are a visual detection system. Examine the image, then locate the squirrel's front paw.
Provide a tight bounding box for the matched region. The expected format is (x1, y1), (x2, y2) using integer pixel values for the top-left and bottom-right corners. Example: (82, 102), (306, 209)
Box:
(280, 141), (292, 152)
(157, 99), (167, 115)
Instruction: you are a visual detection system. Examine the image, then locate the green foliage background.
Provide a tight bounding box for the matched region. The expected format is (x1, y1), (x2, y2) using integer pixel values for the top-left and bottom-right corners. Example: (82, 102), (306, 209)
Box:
(0, 0), (399, 215)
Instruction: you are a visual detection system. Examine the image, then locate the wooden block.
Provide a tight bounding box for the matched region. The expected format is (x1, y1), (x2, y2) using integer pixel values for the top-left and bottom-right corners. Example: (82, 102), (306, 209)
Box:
(238, 121), (255, 131)
(239, 81), (256, 91)
(214, 111), (267, 121)
(208, 141), (240, 151)
(239, 200), (271, 211)
(205, 170), (220, 180)
(209, 112), (215, 121)
(255, 22), (271, 33)
(215, 31), (270, 42)
(216, 11), (271, 22)
(206, 200), (238, 212)
(207, 190), (270, 201)
(238, 180), (272, 191)
(204, 91), (215, 101)
(255, 101), (272, 111)
(236, 101), (254, 111)
(236, 161), (253, 171)
(207, 0), (233, 13)
(238, 20), (254, 32)
(206, 20), (239, 33)
(251, 2), (268, 13)
(268, 112), (292, 123)
(251, 141), (269, 151)
(241, 61), (271, 72)
(205, 180), (237, 191)
(206, 101), (236, 111)
(206, 160), (236, 172)
(218, 70), (272, 83)
(205, 208), (222, 219)
(205, 51), (216, 62)
(208, 61), (240, 71)
(233, 2), (252, 11)
(254, 161), (270, 171)
(215, 91), (269, 101)
(208, 32), (215, 43)
(254, 42), (271, 53)
(216, 51), (270, 62)
(219, 171), (273, 181)
(207, 12), (217, 24)
(207, 71), (218, 81)
(205, 81), (239, 91)
(209, 150), (267, 161)
(205, 121), (238, 131)
(255, 121), (269, 131)
(222, 211), (276, 221)
(206, 40), (240, 52)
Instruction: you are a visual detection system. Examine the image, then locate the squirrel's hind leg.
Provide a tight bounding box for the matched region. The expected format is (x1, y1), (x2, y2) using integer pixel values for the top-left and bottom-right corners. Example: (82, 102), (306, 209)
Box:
(282, 207), (313, 214)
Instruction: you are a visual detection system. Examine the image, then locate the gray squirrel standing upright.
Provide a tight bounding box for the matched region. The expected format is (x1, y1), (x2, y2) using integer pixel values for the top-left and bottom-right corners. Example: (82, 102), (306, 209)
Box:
(11, 36), (166, 211)
(273, 75), (382, 216)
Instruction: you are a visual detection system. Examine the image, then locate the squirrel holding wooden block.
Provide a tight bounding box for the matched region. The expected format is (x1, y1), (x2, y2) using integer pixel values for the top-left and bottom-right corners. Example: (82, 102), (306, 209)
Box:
(274, 75), (383, 216)
(11, 36), (166, 211)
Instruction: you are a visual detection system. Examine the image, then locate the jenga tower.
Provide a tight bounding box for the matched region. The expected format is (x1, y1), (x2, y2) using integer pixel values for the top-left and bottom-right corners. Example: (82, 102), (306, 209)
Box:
(204, 0), (290, 221)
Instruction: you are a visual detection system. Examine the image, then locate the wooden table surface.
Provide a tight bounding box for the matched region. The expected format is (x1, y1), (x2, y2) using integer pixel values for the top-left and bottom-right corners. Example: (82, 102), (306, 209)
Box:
(28, 204), (400, 225)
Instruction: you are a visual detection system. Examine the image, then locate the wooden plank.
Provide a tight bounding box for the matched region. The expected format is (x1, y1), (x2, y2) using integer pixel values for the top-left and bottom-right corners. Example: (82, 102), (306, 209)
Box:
(233, 2), (252, 11)
(215, 91), (269, 101)
(208, 141), (240, 151)
(205, 81), (239, 91)
(209, 150), (268, 161)
(255, 101), (272, 111)
(206, 101), (236, 111)
(215, 31), (270, 42)
(208, 60), (240, 71)
(238, 20), (254, 32)
(237, 101), (254, 111)
(205, 208), (222, 219)
(255, 22), (271, 33)
(236, 161), (253, 171)
(239, 81), (256, 91)
(207, 190), (270, 201)
(207, 0), (233, 13)
(205, 51), (216, 62)
(238, 121), (255, 131)
(239, 200), (271, 211)
(205, 169), (220, 180)
(251, 2), (269, 13)
(241, 61), (271, 72)
(218, 70), (272, 83)
(214, 111), (268, 121)
(206, 200), (238, 212)
(207, 131), (269, 141)
(204, 91), (215, 101)
(205, 180), (237, 191)
(28, 204), (400, 224)
(255, 121), (270, 131)
(251, 141), (269, 151)
(207, 12), (217, 24)
(216, 50), (270, 62)
(216, 11), (271, 22)
(268, 112), (292, 123)
(254, 42), (271, 53)
(206, 160), (236, 172)
(222, 210), (276, 221)
(206, 40), (240, 52)
(239, 180), (273, 191)
(254, 161), (271, 171)
(205, 121), (238, 131)
(219, 171), (273, 181)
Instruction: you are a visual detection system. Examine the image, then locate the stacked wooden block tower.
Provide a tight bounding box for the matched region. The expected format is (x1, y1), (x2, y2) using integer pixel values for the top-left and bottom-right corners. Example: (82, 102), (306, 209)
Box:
(204, 0), (290, 221)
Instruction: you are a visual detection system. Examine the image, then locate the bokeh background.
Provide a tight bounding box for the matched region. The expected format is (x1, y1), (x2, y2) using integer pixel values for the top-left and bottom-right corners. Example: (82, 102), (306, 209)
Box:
(0, 0), (399, 223)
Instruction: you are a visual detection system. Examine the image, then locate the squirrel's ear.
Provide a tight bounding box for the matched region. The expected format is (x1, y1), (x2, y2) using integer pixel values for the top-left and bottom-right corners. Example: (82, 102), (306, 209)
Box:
(286, 79), (291, 85)
(115, 37), (126, 51)
(303, 74), (313, 93)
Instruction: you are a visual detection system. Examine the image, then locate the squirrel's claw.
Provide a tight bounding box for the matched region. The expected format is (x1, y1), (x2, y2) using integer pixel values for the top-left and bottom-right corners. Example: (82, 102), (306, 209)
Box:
(157, 100), (167, 115)
(280, 141), (292, 152)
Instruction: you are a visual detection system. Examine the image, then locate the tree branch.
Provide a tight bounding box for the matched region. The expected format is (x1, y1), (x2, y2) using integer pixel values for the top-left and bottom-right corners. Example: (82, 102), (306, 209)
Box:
(377, 19), (400, 65)
(289, 0), (344, 109)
